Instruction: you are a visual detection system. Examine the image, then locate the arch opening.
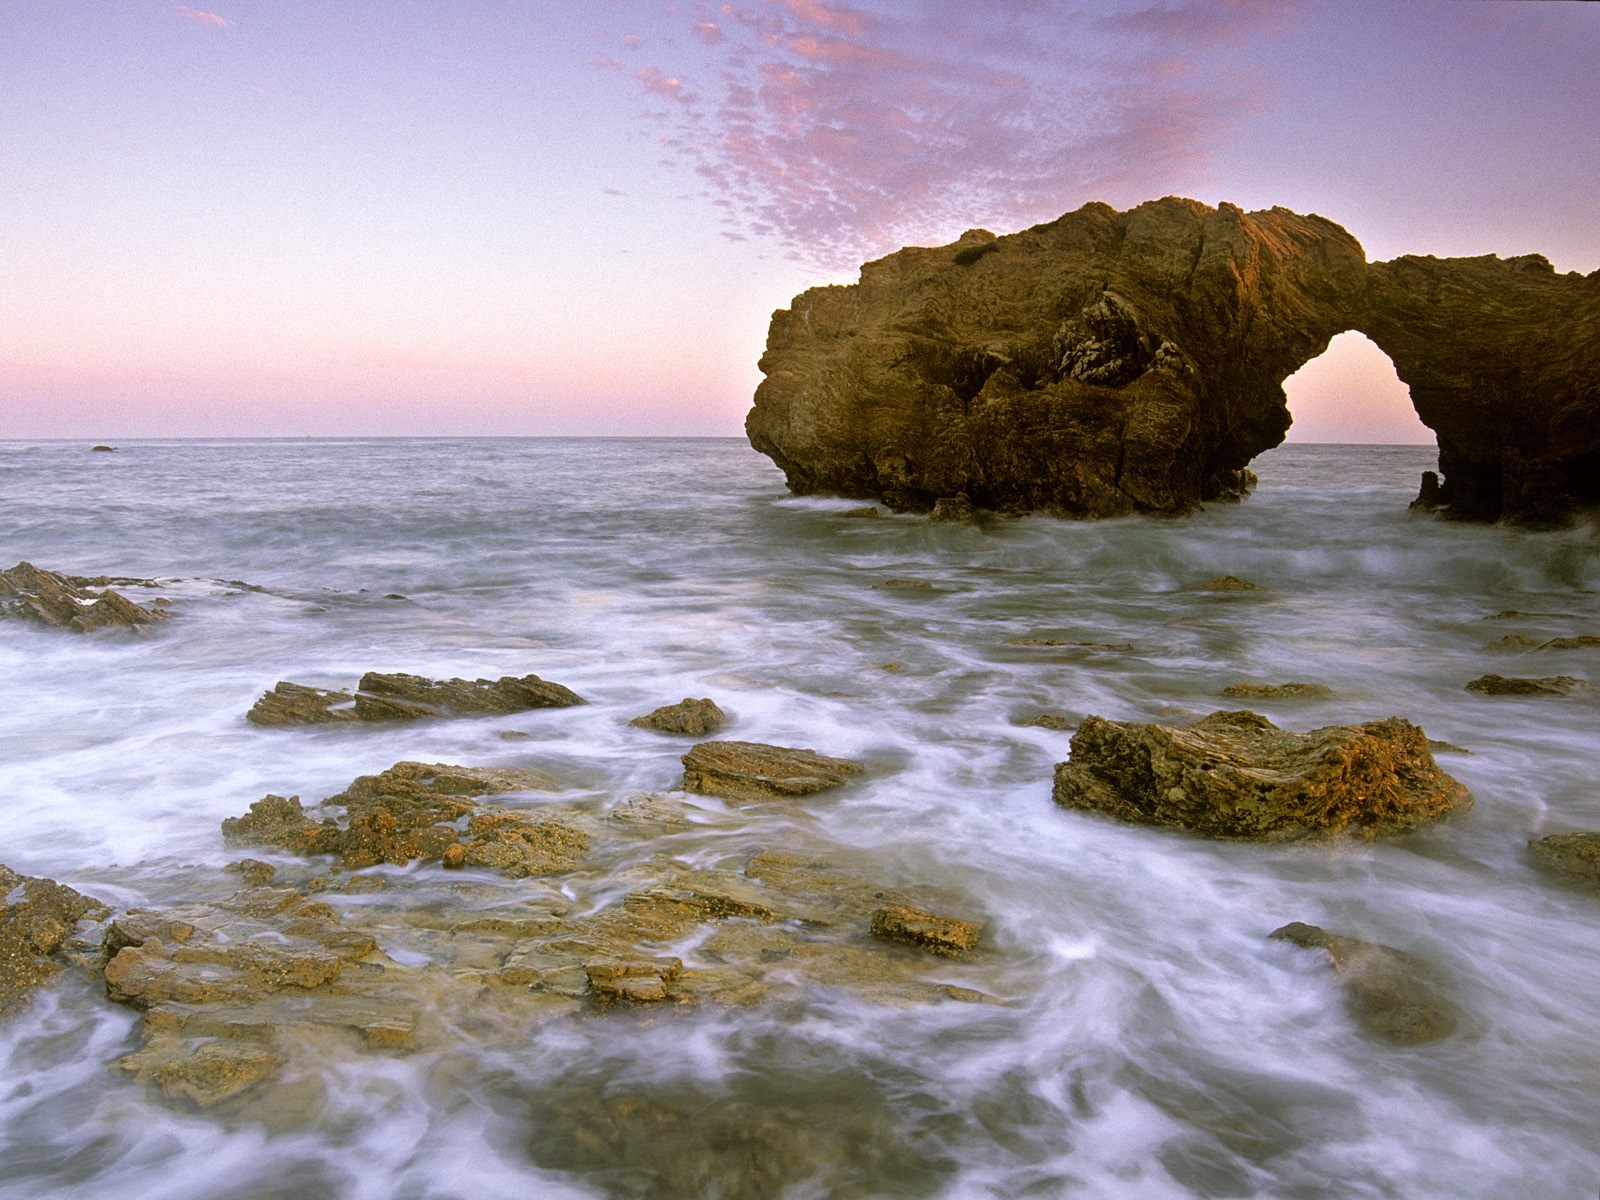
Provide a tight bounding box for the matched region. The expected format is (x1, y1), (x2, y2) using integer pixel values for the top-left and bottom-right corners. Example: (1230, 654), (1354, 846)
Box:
(1282, 331), (1432, 445)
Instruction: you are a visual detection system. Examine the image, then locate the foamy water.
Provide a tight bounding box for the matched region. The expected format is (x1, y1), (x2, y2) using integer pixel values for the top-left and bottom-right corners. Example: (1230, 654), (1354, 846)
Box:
(2, 438), (1598, 1198)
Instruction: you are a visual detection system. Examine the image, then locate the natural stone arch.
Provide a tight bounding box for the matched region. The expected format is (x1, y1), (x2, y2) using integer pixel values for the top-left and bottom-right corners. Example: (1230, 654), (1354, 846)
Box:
(747, 197), (1599, 524)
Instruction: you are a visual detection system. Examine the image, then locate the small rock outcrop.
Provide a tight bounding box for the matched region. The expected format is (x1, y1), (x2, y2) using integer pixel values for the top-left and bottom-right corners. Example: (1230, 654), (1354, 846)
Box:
(1528, 832), (1600, 888)
(870, 904), (982, 957)
(1218, 682), (1333, 700)
(1464, 674), (1591, 696)
(681, 741), (865, 801)
(246, 671), (584, 726)
(1052, 710), (1471, 840)
(750, 197), (1600, 524)
(630, 697), (727, 736)
(0, 561), (167, 632)
(1, 864), (108, 1014)
(1271, 921), (1461, 1045)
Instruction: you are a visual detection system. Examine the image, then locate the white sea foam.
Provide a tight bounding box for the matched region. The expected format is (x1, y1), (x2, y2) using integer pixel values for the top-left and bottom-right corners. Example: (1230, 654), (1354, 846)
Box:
(1, 438), (1598, 1198)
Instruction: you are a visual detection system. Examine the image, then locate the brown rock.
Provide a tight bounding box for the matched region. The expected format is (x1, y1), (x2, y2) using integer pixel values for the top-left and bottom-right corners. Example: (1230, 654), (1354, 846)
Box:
(870, 905), (982, 956)
(584, 958), (684, 1003)
(928, 493), (974, 522)
(0, 561), (167, 632)
(1219, 682), (1333, 699)
(247, 671), (583, 726)
(0, 864), (108, 1014)
(1020, 713), (1075, 731)
(1528, 832), (1600, 888)
(245, 682), (357, 726)
(1052, 710), (1471, 840)
(1189, 575), (1266, 592)
(681, 741), (865, 801)
(1271, 922), (1461, 1045)
(630, 697), (727, 736)
(1465, 673), (1591, 696)
(840, 505), (880, 518)
(749, 197), (1600, 525)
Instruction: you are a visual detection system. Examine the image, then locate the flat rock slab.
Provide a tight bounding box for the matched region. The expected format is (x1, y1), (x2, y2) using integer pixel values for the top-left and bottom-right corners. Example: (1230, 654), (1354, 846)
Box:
(1271, 921), (1461, 1045)
(870, 905), (982, 956)
(247, 670), (584, 726)
(681, 741), (865, 801)
(0, 561), (168, 632)
(1218, 681), (1333, 700)
(629, 697), (727, 736)
(1528, 832), (1600, 888)
(1465, 673), (1591, 696)
(1052, 710), (1471, 840)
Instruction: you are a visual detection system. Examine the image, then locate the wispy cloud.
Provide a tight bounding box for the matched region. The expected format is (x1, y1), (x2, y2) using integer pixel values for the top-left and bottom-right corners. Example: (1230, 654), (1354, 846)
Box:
(603, 1), (1301, 269)
(174, 5), (230, 28)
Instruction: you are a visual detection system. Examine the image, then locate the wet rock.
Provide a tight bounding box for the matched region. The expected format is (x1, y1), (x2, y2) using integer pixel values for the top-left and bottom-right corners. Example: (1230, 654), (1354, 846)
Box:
(1218, 682), (1333, 700)
(0, 864), (109, 1014)
(1536, 635), (1600, 650)
(870, 905), (982, 956)
(246, 671), (584, 726)
(1528, 832), (1600, 888)
(1270, 922), (1461, 1045)
(929, 493), (974, 522)
(1020, 712), (1075, 731)
(221, 761), (580, 875)
(1189, 575), (1266, 592)
(630, 697), (727, 736)
(681, 741), (865, 801)
(1052, 710), (1471, 840)
(584, 957), (683, 1003)
(840, 505), (880, 518)
(1464, 673), (1590, 696)
(91, 444), (116, 452)
(875, 577), (935, 590)
(0, 561), (168, 632)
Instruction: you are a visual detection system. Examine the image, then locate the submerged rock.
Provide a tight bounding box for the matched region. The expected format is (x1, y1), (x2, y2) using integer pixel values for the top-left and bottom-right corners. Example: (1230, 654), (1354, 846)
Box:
(0, 561), (168, 632)
(1270, 922), (1461, 1045)
(0, 864), (108, 1015)
(870, 904), (982, 957)
(681, 741), (865, 801)
(246, 670), (584, 726)
(1052, 710), (1471, 840)
(1464, 673), (1591, 696)
(1188, 575), (1266, 593)
(630, 697), (727, 736)
(1218, 682), (1334, 700)
(1528, 832), (1600, 889)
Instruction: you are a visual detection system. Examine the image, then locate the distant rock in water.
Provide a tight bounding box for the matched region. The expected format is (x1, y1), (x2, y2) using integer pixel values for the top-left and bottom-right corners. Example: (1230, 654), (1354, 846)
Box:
(1052, 710), (1471, 840)
(246, 671), (584, 726)
(630, 697), (727, 736)
(1528, 832), (1600, 889)
(1270, 922), (1461, 1045)
(748, 196), (1600, 524)
(1219, 681), (1333, 700)
(0, 561), (168, 632)
(1464, 673), (1591, 696)
(91, 444), (116, 452)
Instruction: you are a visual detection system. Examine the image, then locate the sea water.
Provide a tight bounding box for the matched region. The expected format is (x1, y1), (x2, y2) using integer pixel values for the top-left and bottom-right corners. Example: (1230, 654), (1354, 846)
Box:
(0, 438), (1597, 1199)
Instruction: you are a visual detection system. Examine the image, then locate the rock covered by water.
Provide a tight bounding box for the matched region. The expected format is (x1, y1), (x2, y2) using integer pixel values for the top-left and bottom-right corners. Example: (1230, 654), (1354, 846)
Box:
(0, 561), (169, 632)
(1528, 832), (1600, 888)
(246, 671), (584, 726)
(749, 196), (1600, 523)
(0, 864), (108, 1015)
(1270, 921), (1461, 1045)
(1052, 710), (1472, 840)
(681, 740), (865, 801)
(1464, 673), (1591, 697)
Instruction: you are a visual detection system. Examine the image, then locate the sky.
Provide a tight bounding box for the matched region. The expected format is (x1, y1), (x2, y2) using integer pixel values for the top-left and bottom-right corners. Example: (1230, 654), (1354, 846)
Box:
(1, 0), (1595, 442)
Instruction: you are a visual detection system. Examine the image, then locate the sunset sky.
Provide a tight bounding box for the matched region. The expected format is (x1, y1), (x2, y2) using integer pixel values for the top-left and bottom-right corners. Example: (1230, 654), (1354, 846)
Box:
(2, 1), (1595, 442)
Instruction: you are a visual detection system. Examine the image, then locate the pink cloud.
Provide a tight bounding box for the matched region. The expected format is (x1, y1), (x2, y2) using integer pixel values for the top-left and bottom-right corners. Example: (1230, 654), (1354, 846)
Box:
(605, 1), (1299, 269)
(694, 21), (724, 45)
(174, 6), (229, 28)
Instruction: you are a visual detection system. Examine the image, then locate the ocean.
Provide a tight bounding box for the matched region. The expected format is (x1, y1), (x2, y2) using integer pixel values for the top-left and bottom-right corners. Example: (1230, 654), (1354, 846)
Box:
(1, 437), (1597, 1198)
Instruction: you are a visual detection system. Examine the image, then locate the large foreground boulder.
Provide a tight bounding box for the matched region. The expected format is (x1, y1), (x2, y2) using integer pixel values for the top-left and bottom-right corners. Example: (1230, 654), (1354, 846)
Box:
(749, 197), (1600, 524)
(1, 864), (108, 1014)
(1052, 710), (1470, 840)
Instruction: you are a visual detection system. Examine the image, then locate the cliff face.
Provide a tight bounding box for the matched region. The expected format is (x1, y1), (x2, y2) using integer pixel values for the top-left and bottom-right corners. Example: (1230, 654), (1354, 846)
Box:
(747, 197), (1599, 524)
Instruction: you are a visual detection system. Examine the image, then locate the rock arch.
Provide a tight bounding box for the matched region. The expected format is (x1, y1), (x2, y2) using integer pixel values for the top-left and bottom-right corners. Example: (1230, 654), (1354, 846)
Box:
(746, 197), (1599, 524)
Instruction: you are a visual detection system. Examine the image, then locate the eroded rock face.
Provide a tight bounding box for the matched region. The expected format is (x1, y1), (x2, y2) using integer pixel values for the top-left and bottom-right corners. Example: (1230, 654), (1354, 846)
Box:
(1270, 922), (1461, 1045)
(0, 561), (168, 632)
(750, 198), (1600, 524)
(246, 671), (584, 726)
(630, 697), (727, 736)
(1052, 710), (1471, 840)
(0, 864), (108, 1014)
